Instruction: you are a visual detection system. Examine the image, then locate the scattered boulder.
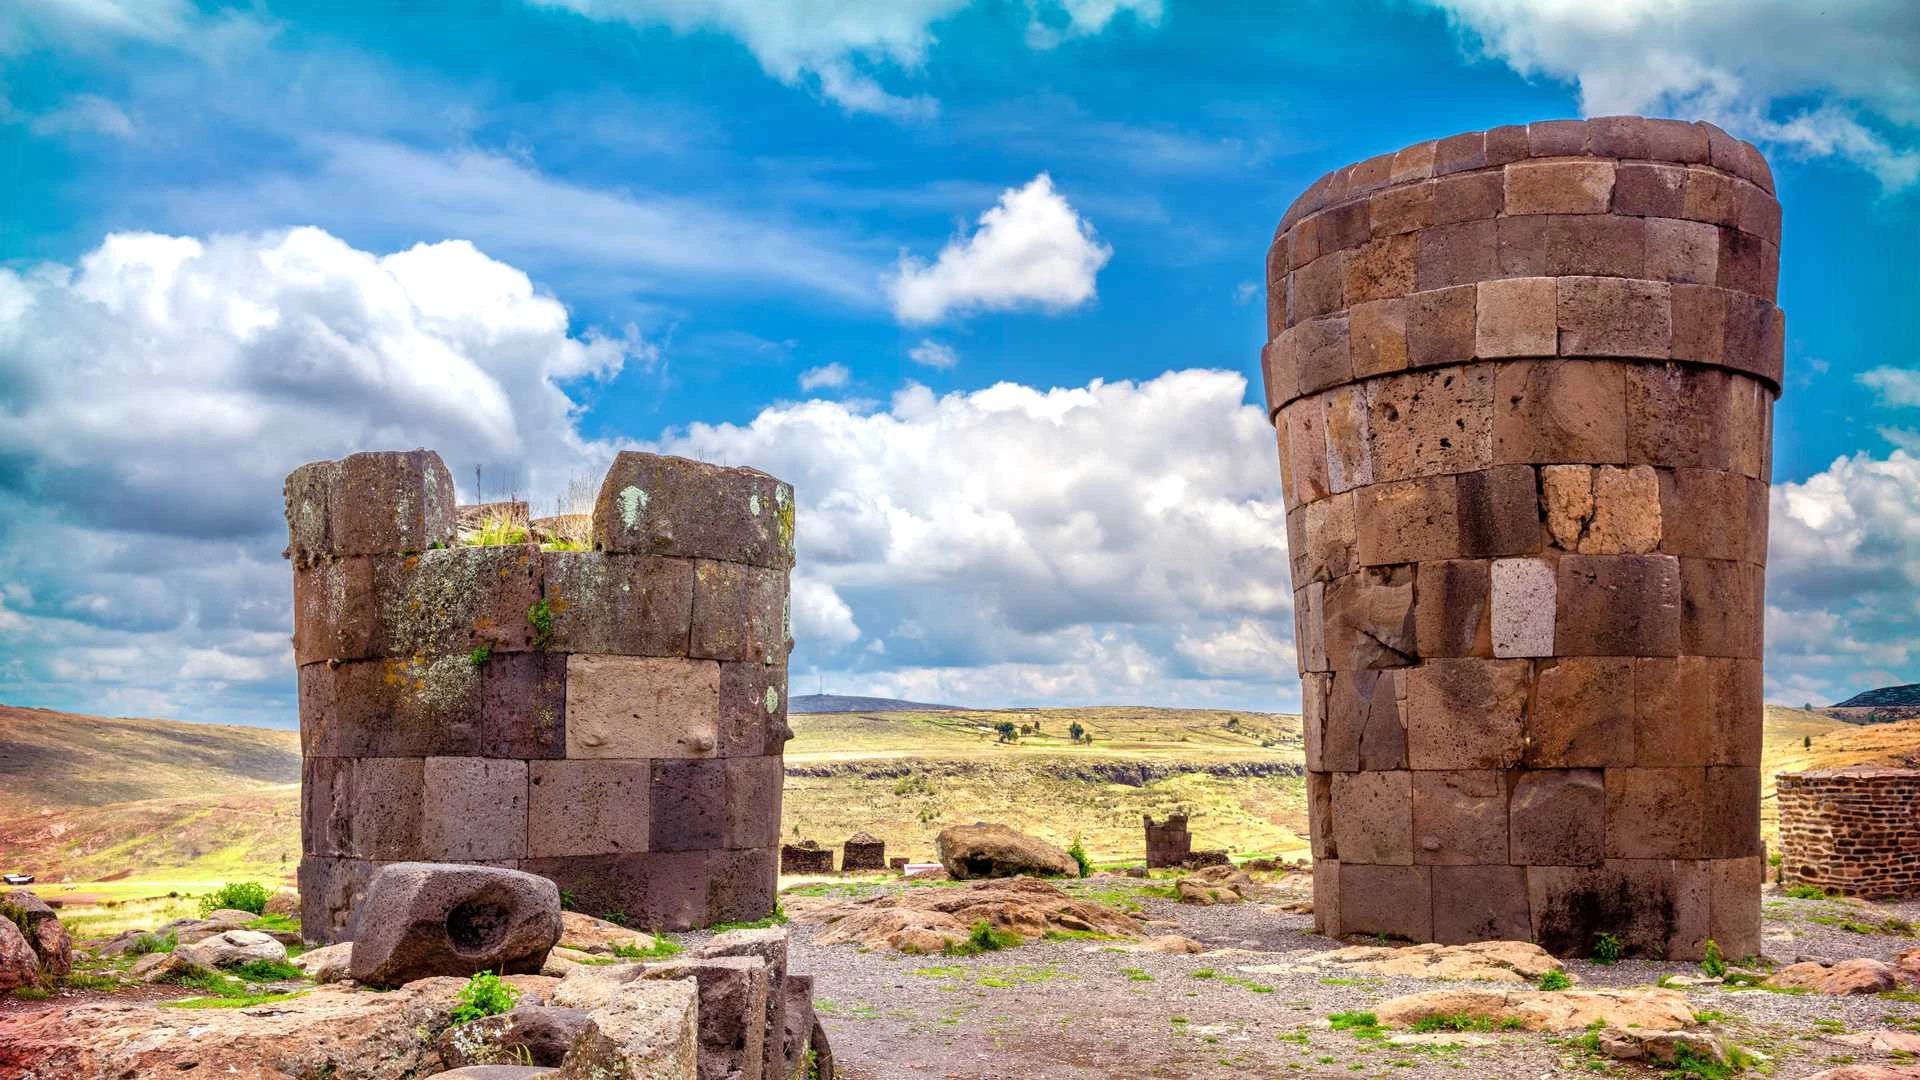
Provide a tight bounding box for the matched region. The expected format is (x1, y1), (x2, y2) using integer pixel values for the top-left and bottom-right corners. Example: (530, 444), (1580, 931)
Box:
(799, 876), (1142, 952)
(559, 910), (656, 955)
(1176, 865), (1252, 905)
(428, 1067), (559, 1079)
(1766, 958), (1901, 995)
(1375, 987), (1693, 1032)
(349, 863), (563, 988)
(295, 941), (355, 983)
(264, 890), (302, 917)
(2, 889), (72, 979)
(176, 928), (288, 970)
(0, 973), (560, 1077)
(935, 823), (1077, 879)
(555, 979), (700, 1080)
(1323, 941), (1567, 984)
(203, 907), (266, 928)
(1597, 1028), (1727, 1064)
(1134, 935), (1206, 954)
(0, 915), (38, 992)
(1834, 1031), (1920, 1054)
(436, 1005), (593, 1069)
(639, 957), (770, 1080)
(130, 950), (194, 982)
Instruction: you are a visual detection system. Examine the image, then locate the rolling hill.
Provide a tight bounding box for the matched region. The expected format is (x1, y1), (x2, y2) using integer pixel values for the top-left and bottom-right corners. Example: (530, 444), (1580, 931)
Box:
(5, 699), (1920, 887)
(787, 693), (968, 714)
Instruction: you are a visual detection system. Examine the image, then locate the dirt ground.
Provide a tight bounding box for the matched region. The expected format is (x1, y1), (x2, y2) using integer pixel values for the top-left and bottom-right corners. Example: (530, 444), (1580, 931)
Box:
(771, 877), (1920, 1080)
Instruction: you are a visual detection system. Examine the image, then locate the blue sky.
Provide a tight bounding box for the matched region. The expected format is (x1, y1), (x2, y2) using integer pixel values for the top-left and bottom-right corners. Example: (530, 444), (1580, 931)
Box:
(0, 0), (1916, 726)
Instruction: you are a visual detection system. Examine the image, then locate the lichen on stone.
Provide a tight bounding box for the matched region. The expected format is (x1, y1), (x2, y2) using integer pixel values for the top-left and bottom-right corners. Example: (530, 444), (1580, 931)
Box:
(618, 486), (648, 530)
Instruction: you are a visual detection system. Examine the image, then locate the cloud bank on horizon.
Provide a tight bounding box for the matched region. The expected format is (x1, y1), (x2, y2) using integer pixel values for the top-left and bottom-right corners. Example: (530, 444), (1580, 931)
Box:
(0, 0), (1917, 724)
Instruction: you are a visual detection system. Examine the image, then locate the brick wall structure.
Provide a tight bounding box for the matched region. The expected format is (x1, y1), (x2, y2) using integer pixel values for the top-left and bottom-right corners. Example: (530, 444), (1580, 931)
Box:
(1144, 814), (1192, 869)
(1779, 767), (1920, 900)
(1264, 117), (1781, 960)
(287, 449), (795, 942)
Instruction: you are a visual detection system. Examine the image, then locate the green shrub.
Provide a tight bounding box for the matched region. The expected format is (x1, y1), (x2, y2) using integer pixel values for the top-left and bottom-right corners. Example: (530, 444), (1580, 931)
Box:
(450, 971), (520, 1026)
(943, 920), (1022, 957)
(231, 958), (304, 982)
(1537, 969), (1572, 991)
(1784, 884), (1828, 900)
(1067, 835), (1093, 879)
(468, 643), (492, 667)
(199, 882), (270, 916)
(1590, 932), (1623, 965)
(527, 599), (555, 649)
(127, 931), (178, 956)
(1701, 938), (1726, 978)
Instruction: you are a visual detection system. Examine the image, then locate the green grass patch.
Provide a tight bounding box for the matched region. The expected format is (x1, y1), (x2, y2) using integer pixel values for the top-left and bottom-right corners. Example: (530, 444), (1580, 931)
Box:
(164, 990), (307, 1009)
(1040, 928), (1123, 942)
(1329, 1011), (1386, 1040)
(1538, 969), (1573, 991)
(1190, 968), (1216, 979)
(943, 920), (1024, 957)
(1119, 967), (1154, 982)
(1784, 884), (1830, 900)
(609, 937), (683, 961)
(243, 914), (300, 935)
(706, 906), (790, 933)
(1408, 1013), (1523, 1034)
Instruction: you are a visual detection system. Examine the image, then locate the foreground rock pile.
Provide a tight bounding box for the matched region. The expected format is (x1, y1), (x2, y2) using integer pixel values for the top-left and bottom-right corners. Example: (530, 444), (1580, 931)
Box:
(793, 876), (1144, 953)
(0, 889), (72, 991)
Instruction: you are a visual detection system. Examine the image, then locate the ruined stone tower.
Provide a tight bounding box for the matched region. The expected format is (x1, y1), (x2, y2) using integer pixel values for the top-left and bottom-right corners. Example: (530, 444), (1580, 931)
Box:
(286, 449), (793, 941)
(1264, 117), (1779, 959)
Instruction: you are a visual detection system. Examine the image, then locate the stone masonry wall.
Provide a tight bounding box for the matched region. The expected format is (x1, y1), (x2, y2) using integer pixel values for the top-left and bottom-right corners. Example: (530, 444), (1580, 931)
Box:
(1264, 117), (1781, 960)
(1779, 768), (1920, 900)
(1144, 814), (1191, 869)
(287, 449), (794, 942)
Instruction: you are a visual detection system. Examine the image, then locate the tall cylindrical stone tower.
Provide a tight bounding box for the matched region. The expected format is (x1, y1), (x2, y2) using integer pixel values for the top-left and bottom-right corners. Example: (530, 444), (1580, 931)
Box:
(287, 449), (794, 942)
(1263, 117), (1780, 960)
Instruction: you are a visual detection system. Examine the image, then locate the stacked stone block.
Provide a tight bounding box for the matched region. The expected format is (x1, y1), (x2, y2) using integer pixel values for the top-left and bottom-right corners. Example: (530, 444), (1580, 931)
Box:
(1264, 118), (1779, 960)
(288, 449), (795, 942)
(1779, 767), (1920, 900)
(840, 832), (887, 872)
(1144, 814), (1192, 869)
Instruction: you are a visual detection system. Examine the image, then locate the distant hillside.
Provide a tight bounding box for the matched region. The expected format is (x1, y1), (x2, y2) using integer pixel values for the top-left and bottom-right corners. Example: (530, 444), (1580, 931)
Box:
(788, 693), (966, 714)
(0, 705), (299, 819)
(1834, 684), (1920, 708)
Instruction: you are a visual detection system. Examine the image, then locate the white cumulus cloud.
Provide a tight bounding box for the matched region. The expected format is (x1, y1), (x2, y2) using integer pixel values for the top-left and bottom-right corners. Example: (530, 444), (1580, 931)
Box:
(1765, 449), (1920, 704)
(0, 227), (643, 723)
(528, 0), (1158, 119)
(908, 339), (959, 369)
(887, 173), (1112, 324)
(798, 362), (851, 391)
(1425, 0), (1920, 187)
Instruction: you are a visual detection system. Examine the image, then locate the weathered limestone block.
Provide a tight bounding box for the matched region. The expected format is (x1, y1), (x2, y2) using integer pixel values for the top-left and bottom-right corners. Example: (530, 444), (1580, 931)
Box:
(1412, 770), (1508, 865)
(594, 451), (794, 568)
(1331, 770), (1413, 865)
(528, 759), (652, 859)
(565, 655), (720, 760)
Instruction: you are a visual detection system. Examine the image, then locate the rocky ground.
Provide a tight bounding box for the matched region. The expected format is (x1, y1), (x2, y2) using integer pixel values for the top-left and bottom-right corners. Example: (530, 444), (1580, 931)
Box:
(8, 872), (1920, 1078)
(780, 874), (1920, 1079)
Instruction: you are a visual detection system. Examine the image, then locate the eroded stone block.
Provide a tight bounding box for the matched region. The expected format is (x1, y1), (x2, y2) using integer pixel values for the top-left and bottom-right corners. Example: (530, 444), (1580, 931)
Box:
(1338, 864), (1431, 942)
(1405, 658), (1528, 769)
(1493, 359), (1628, 464)
(565, 655), (721, 760)
(1554, 554), (1681, 656)
(691, 560), (789, 664)
(1412, 770), (1507, 865)
(1365, 365), (1493, 483)
(1323, 566), (1417, 670)
(1606, 766), (1705, 859)
(1508, 769), (1605, 866)
(1474, 277), (1556, 357)
(1432, 866), (1530, 944)
(1355, 476), (1459, 566)
(528, 759), (651, 859)
(1413, 559), (1490, 659)
(594, 451), (794, 569)
(1331, 770), (1413, 865)
(1527, 657), (1633, 767)
(420, 757), (529, 862)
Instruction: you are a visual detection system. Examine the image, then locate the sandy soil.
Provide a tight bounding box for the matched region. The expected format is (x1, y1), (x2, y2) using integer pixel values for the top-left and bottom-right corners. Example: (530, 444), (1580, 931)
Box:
(768, 878), (1920, 1080)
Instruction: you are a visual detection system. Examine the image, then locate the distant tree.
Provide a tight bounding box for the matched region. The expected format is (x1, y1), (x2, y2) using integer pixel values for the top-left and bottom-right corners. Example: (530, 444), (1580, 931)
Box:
(1804, 702), (1813, 711)
(1804, 735), (1812, 749)
(1068, 721), (1086, 743)
(994, 720), (1019, 743)
(1224, 717), (1241, 732)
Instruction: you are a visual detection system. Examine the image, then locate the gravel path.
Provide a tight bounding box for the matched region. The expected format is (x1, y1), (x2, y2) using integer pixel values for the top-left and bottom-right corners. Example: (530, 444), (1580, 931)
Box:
(781, 879), (1920, 1079)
